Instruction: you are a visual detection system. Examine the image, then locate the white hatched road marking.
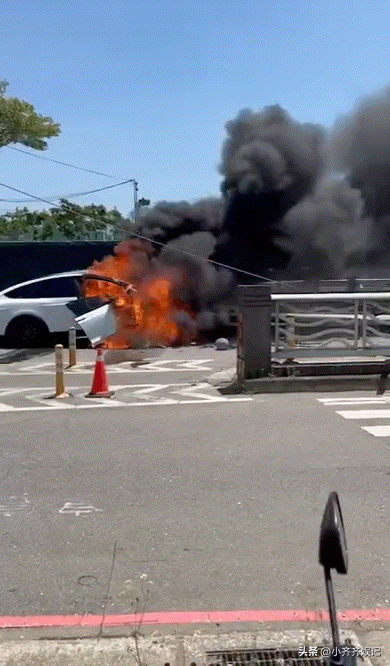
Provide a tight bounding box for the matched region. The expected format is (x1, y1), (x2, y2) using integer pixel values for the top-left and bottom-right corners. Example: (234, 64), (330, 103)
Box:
(0, 494), (30, 517)
(125, 384), (178, 404)
(172, 382), (227, 403)
(59, 502), (102, 516)
(318, 395), (390, 437)
(0, 383), (253, 412)
(1, 358), (215, 375)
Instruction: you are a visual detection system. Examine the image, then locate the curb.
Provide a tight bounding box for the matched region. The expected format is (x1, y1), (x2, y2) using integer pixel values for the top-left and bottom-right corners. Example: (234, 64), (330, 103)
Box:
(0, 630), (376, 666)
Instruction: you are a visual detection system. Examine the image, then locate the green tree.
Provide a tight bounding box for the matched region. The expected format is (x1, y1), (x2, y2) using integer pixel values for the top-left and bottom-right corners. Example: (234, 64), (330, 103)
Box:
(0, 80), (60, 149)
(0, 201), (128, 240)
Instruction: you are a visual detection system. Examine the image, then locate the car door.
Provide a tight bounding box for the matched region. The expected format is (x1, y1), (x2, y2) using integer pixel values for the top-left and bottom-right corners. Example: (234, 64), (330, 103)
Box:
(3, 276), (83, 333)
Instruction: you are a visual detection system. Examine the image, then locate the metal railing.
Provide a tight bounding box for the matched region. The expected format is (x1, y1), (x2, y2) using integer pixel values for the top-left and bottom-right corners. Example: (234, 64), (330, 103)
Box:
(272, 292), (390, 359)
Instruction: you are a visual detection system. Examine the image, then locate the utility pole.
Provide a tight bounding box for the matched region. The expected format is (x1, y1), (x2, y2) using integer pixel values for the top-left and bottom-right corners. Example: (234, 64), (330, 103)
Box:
(129, 180), (149, 225)
(133, 180), (138, 225)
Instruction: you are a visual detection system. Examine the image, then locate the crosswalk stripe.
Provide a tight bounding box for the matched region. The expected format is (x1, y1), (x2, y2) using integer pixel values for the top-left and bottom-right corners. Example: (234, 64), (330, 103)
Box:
(319, 397), (390, 405)
(336, 409), (390, 419)
(362, 425), (390, 436)
(318, 395), (390, 438)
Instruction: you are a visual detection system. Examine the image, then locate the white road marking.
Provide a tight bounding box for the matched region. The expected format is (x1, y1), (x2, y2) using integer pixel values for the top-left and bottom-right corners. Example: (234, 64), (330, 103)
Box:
(336, 409), (390, 419)
(59, 502), (102, 517)
(26, 393), (76, 409)
(227, 397), (253, 401)
(125, 384), (174, 401)
(0, 494), (30, 517)
(3, 358), (215, 376)
(362, 425), (390, 437)
(172, 382), (226, 403)
(318, 395), (390, 438)
(318, 397), (390, 405)
(0, 382), (253, 412)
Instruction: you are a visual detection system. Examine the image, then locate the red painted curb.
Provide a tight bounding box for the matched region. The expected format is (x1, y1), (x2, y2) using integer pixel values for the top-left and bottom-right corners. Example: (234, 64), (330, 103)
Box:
(1, 609), (390, 629)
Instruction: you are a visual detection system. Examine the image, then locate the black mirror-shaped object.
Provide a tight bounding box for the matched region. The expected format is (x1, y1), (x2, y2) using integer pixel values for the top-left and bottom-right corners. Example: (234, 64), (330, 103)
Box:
(319, 491), (348, 575)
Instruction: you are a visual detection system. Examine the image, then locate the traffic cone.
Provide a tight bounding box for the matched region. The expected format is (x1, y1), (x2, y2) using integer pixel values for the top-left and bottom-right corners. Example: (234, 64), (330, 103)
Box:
(85, 347), (114, 398)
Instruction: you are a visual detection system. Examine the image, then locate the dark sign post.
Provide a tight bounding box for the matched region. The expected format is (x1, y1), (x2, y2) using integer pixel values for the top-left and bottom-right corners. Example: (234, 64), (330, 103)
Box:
(236, 284), (272, 386)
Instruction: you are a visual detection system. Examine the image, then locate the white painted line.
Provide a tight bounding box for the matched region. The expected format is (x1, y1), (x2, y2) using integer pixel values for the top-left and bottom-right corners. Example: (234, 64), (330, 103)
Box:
(0, 382), (253, 412)
(172, 382), (226, 402)
(59, 502), (102, 516)
(115, 399), (179, 406)
(0, 383), (190, 392)
(336, 409), (390, 419)
(321, 399), (390, 406)
(124, 384), (172, 401)
(227, 397), (254, 401)
(0, 403), (16, 411)
(179, 398), (227, 405)
(0, 494), (30, 517)
(10, 359), (215, 376)
(362, 425), (390, 436)
(0, 396), (253, 413)
(318, 397), (390, 405)
(84, 398), (129, 406)
(26, 393), (75, 409)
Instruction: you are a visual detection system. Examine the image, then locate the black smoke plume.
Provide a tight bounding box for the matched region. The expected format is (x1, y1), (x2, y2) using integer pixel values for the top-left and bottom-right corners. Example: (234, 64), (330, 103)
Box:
(130, 86), (390, 320)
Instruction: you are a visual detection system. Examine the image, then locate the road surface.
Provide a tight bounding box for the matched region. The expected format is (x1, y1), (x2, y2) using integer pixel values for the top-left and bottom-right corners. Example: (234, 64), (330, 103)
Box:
(0, 345), (389, 621)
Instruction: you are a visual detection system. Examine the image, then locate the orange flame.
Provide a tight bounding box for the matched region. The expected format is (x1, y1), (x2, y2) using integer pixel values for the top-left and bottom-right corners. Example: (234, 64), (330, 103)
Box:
(82, 241), (196, 348)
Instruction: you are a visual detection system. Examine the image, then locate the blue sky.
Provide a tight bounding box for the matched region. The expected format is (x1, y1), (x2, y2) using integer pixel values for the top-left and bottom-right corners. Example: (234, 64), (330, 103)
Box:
(1, 0), (390, 216)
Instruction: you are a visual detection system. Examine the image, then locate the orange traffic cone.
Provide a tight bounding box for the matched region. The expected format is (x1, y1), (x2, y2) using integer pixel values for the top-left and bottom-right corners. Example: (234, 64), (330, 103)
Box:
(85, 347), (114, 398)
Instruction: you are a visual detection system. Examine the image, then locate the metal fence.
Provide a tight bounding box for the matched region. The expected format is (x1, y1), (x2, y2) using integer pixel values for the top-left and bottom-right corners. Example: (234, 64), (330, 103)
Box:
(272, 292), (390, 358)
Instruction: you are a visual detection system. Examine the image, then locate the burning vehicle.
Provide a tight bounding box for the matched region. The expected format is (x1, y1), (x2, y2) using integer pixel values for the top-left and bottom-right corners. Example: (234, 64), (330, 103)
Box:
(83, 87), (390, 348)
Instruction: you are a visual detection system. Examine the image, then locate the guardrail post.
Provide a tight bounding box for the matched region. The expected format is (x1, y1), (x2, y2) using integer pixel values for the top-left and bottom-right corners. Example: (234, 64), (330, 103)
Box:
(354, 301), (359, 349)
(362, 300), (367, 348)
(68, 327), (77, 367)
(237, 284), (272, 385)
(275, 302), (280, 351)
(286, 314), (296, 349)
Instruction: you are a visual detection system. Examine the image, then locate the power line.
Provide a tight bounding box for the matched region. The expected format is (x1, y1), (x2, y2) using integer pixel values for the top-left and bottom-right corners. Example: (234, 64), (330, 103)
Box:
(0, 180), (291, 285)
(0, 179), (134, 203)
(6, 146), (127, 179)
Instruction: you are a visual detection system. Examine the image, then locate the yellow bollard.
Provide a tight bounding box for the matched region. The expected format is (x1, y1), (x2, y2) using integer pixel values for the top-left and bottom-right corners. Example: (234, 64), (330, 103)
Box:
(68, 327), (77, 367)
(51, 344), (69, 398)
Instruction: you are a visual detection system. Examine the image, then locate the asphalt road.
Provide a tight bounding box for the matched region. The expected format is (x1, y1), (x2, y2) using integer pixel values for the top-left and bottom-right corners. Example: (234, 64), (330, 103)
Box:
(0, 345), (390, 618)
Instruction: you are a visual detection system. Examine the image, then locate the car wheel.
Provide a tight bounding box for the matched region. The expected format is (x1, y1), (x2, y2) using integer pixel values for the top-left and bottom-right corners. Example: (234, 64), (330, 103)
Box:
(5, 316), (50, 348)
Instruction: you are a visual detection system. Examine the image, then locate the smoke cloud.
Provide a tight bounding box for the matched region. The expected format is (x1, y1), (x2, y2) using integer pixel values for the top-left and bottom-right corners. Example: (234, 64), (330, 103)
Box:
(220, 105), (325, 198)
(126, 84), (390, 320)
(331, 86), (390, 219)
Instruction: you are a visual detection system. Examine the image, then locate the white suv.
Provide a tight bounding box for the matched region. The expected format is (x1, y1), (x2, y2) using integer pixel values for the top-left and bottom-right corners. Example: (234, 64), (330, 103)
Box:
(0, 271), (100, 347)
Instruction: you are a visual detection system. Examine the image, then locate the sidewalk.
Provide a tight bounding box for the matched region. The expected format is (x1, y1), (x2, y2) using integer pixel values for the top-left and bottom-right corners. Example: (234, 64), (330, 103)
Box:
(208, 354), (390, 394)
(0, 626), (388, 665)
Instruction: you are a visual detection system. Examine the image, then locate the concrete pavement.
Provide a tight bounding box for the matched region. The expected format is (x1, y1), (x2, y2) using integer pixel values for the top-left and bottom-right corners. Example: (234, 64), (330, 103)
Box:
(0, 389), (389, 614)
(0, 345), (390, 661)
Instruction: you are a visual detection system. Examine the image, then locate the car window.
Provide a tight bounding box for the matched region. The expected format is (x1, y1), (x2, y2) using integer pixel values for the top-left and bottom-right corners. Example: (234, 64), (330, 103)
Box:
(6, 277), (81, 299)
